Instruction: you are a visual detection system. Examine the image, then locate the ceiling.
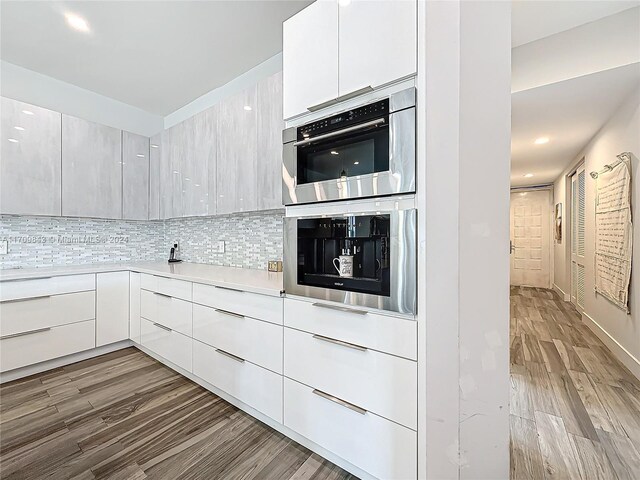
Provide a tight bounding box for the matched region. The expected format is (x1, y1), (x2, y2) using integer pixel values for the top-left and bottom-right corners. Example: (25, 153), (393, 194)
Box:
(511, 0), (639, 47)
(511, 63), (640, 187)
(0, 1), (312, 116)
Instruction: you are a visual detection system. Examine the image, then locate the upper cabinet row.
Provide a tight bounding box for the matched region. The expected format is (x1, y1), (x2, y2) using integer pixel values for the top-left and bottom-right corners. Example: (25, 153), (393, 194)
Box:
(283, 0), (417, 119)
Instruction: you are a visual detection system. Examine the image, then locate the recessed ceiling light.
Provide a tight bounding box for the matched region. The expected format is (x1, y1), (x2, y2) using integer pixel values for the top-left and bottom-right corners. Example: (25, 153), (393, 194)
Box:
(354, 161), (360, 165)
(8, 138), (18, 143)
(244, 106), (252, 111)
(22, 110), (34, 115)
(65, 12), (90, 33)
(136, 154), (145, 158)
(523, 173), (534, 178)
(534, 137), (549, 145)
(330, 151), (339, 155)
(14, 126), (25, 131)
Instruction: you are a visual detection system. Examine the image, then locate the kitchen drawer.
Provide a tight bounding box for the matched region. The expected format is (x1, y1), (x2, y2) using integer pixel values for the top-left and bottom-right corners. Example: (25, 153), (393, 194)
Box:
(284, 298), (416, 360)
(1, 319), (96, 372)
(193, 283), (283, 325)
(193, 339), (282, 423)
(285, 327), (416, 429)
(140, 318), (192, 372)
(140, 274), (192, 301)
(193, 304), (282, 373)
(284, 378), (416, 480)
(140, 289), (192, 337)
(0, 274), (95, 302)
(1, 291), (95, 337)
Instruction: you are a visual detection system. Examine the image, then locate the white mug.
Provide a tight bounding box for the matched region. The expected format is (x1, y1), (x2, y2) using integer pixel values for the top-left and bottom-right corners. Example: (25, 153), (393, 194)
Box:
(333, 255), (354, 277)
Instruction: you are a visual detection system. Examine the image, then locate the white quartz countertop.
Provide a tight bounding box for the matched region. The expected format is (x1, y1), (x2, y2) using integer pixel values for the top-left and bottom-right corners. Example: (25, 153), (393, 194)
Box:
(0, 262), (284, 297)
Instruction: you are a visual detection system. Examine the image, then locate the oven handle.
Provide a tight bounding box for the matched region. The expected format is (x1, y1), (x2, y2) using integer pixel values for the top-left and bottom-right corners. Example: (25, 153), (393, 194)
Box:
(292, 118), (385, 147)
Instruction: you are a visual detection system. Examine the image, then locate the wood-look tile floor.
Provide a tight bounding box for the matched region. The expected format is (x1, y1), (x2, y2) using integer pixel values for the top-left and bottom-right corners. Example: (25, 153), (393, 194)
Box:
(510, 286), (640, 480)
(0, 348), (356, 480)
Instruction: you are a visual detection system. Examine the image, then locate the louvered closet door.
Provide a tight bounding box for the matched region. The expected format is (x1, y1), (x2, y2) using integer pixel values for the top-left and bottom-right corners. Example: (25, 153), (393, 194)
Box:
(571, 164), (586, 312)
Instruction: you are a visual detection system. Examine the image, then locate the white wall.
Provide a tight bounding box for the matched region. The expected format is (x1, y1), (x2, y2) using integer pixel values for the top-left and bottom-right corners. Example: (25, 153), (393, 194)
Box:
(554, 86), (640, 376)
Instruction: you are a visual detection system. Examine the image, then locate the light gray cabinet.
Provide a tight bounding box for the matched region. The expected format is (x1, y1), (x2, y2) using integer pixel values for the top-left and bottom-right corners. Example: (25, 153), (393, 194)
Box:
(122, 131), (149, 220)
(1, 97), (62, 216)
(159, 124), (184, 219)
(62, 115), (122, 219)
(256, 72), (284, 211)
(191, 107), (216, 216)
(216, 85), (258, 214)
(159, 129), (173, 220)
(149, 133), (162, 220)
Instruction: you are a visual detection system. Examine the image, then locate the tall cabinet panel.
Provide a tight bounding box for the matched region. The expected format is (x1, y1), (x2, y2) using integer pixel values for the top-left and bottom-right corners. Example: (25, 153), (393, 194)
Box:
(182, 114), (209, 217)
(204, 105), (218, 216)
(1, 98), (62, 216)
(61, 115), (122, 219)
(159, 129), (173, 219)
(216, 86), (258, 214)
(170, 122), (185, 218)
(122, 131), (149, 220)
(256, 72), (284, 211)
(149, 133), (162, 220)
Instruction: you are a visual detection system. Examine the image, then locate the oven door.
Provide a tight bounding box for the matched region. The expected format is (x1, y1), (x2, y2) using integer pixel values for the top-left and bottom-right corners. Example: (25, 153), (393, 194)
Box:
(284, 207), (416, 315)
(283, 108), (415, 206)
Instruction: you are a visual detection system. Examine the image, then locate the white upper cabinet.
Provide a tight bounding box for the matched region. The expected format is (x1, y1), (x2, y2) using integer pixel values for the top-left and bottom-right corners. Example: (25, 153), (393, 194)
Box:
(122, 131), (150, 220)
(283, 0), (338, 119)
(149, 133), (162, 220)
(1, 98), (62, 216)
(61, 115), (122, 219)
(338, 0), (417, 95)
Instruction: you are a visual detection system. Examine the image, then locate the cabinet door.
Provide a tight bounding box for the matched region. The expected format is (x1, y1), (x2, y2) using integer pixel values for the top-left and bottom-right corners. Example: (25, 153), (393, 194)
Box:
(129, 272), (141, 344)
(149, 133), (162, 220)
(183, 112), (210, 217)
(1, 98), (62, 216)
(159, 128), (173, 219)
(122, 131), (149, 220)
(97, 271), (130, 347)
(170, 122), (185, 218)
(338, 0), (417, 95)
(204, 105), (218, 216)
(216, 86), (258, 214)
(256, 71), (284, 211)
(283, 0), (338, 119)
(62, 115), (122, 219)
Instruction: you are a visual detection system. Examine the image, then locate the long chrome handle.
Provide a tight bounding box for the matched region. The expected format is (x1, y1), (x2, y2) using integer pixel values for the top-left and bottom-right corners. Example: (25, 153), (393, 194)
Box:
(307, 85), (374, 112)
(312, 389), (367, 415)
(215, 308), (244, 319)
(0, 295), (51, 304)
(154, 292), (172, 299)
(215, 348), (245, 363)
(215, 285), (244, 293)
(1, 277), (52, 282)
(312, 334), (367, 352)
(1, 327), (51, 340)
(153, 322), (172, 332)
(311, 302), (368, 315)
(293, 118), (385, 147)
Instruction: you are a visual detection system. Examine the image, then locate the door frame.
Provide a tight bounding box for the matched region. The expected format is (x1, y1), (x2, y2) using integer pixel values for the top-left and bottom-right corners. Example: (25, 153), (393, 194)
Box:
(509, 185), (555, 289)
(567, 158), (586, 313)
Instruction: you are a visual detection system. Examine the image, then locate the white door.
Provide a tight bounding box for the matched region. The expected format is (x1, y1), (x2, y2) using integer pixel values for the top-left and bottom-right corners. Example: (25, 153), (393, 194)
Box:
(510, 189), (552, 288)
(570, 164), (586, 312)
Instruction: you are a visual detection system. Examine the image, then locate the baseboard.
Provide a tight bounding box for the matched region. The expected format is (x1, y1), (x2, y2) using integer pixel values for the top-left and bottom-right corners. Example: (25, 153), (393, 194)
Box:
(553, 283), (571, 302)
(0, 340), (133, 384)
(582, 312), (640, 380)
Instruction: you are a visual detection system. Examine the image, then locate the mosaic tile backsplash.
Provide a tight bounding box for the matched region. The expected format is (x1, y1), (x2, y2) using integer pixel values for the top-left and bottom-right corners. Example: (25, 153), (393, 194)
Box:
(0, 212), (284, 270)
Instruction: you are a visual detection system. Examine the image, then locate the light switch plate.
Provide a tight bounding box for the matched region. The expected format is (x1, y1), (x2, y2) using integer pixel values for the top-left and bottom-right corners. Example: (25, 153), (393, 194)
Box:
(0, 240), (7, 255)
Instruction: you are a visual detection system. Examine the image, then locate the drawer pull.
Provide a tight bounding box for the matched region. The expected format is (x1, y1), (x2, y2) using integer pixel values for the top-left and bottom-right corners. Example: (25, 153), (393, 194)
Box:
(215, 348), (245, 363)
(311, 302), (368, 315)
(312, 389), (367, 415)
(307, 86), (374, 112)
(0, 295), (51, 304)
(153, 292), (172, 299)
(214, 285), (244, 293)
(214, 308), (244, 319)
(1, 276), (53, 282)
(153, 322), (172, 332)
(312, 334), (367, 352)
(1, 327), (51, 340)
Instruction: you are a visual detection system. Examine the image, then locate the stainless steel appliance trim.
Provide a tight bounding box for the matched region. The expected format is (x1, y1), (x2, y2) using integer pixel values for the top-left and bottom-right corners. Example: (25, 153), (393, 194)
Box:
(153, 292), (172, 299)
(312, 333), (368, 352)
(311, 302), (368, 315)
(1, 327), (51, 340)
(307, 86), (374, 112)
(152, 322), (172, 332)
(312, 389), (367, 415)
(0, 295), (51, 304)
(214, 308), (244, 319)
(215, 348), (245, 363)
(292, 118), (385, 147)
(214, 285), (244, 293)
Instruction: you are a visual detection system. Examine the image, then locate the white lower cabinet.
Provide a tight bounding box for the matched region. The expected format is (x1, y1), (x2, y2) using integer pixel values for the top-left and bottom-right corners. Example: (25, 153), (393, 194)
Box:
(140, 289), (192, 337)
(284, 378), (417, 480)
(1, 320), (96, 372)
(0, 274), (95, 302)
(140, 274), (192, 302)
(96, 272), (130, 347)
(129, 272), (141, 343)
(140, 318), (192, 372)
(193, 339), (283, 423)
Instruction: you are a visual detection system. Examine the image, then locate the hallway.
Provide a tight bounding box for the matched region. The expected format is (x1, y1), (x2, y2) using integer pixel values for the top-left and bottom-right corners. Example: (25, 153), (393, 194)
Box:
(510, 286), (640, 479)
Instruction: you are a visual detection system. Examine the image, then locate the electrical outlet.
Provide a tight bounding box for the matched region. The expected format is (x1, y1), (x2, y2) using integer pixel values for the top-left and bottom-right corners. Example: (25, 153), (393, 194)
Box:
(0, 240), (7, 255)
(268, 260), (283, 272)
(212, 241), (225, 253)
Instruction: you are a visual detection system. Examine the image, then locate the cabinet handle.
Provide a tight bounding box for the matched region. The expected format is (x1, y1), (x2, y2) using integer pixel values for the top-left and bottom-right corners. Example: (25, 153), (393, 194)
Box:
(1, 327), (51, 340)
(1, 277), (53, 282)
(307, 85), (374, 112)
(215, 348), (245, 363)
(153, 322), (172, 332)
(214, 308), (244, 319)
(214, 285), (244, 293)
(311, 302), (368, 315)
(153, 292), (172, 299)
(293, 118), (385, 147)
(1, 295), (51, 304)
(312, 389), (367, 415)
(312, 334), (367, 352)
